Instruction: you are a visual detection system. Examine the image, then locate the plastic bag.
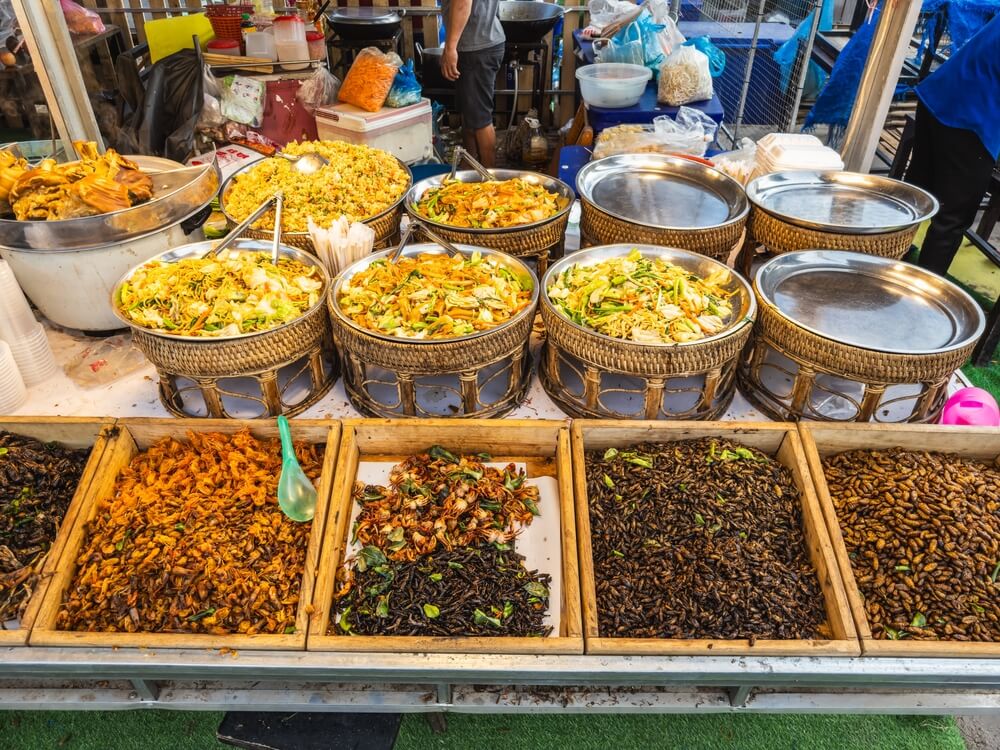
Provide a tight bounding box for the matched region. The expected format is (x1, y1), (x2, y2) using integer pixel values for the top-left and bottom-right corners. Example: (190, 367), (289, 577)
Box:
(587, 0), (638, 33)
(657, 46), (713, 106)
(710, 137), (757, 184)
(338, 46), (401, 112)
(648, 0), (686, 57)
(592, 107), (717, 158)
(296, 66), (341, 113)
(59, 0), (105, 35)
(63, 335), (147, 389)
(683, 36), (725, 77)
(385, 59), (422, 108)
(594, 22), (645, 66)
(221, 75), (266, 127)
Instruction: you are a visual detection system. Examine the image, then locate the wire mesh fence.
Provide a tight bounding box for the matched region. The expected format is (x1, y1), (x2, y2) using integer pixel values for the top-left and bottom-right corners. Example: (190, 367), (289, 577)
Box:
(695, 0), (823, 146)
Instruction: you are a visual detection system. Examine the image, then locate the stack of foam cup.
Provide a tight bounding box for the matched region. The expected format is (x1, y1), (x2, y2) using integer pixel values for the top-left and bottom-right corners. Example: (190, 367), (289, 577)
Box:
(0, 259), (57, 386)
(0, 340), (27, 412)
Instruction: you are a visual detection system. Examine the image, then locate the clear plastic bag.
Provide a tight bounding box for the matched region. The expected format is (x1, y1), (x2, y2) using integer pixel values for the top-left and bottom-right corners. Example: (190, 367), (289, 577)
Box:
(59, 0), (105, 35)
(220, 75), (266, 127)
(385, 59), (422, 108)
(63, 335), (147, 389)
(593, 22), (645, 66)
(683, 36), (726, 77)
(657, 46), (713, 106)
(711, 138), (757, 184)
(592, 107), (717, 159)
(587, 0), (638, 33)
(338, 46), (401, 112)
(648, 0), (686, 57)
(296, 66), (341, 113)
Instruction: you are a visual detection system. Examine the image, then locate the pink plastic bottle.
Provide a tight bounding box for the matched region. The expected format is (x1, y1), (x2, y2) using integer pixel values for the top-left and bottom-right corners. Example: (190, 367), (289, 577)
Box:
(939, 387), (1000, 427)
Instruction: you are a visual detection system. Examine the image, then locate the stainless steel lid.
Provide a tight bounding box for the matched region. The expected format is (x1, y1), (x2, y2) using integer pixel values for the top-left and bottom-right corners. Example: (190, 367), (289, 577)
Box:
(404, 168), (574, 235)
(746, 171), (938, 234)
(0, 154), (220, 251)
(576, 154), (749, 231)
(755, 250), (985, 355)
(331, 242), (539, 344)
(111, 238), (328, 342)
(542, 243), (756, 347)
(328, 7), (402, 24)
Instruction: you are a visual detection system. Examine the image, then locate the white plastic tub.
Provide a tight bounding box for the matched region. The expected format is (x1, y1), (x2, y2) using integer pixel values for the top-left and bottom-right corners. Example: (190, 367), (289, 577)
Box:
(576, 63), (651, 109)
(315, 98), (433, 164)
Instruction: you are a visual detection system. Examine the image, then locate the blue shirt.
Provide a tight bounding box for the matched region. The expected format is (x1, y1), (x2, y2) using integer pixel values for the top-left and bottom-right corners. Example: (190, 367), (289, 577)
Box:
(916, 14), (1000, 160)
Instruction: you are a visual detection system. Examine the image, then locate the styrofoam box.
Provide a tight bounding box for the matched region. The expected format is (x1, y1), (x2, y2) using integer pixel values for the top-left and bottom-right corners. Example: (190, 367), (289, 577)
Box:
(315, 98), (433, 164)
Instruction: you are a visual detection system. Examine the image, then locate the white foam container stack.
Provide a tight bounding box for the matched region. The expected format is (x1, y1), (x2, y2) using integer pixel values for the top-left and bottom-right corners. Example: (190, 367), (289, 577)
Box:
(754, 133), (844, 178)
(315, 98), (433, 164)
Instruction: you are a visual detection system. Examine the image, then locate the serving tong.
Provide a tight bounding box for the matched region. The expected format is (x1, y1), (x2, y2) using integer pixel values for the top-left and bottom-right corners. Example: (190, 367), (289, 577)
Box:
(388, 218), (465, 263)
(206, 191), (285, 261)
(447, 146), (495, 183)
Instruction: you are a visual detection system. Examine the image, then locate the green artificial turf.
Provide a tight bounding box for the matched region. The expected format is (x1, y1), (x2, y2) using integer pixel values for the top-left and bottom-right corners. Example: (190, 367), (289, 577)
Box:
(0, 711), (967, 750)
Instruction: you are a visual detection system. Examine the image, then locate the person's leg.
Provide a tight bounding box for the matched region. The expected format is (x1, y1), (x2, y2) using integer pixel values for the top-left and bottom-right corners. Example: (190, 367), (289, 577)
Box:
(906, 102), (995, 276)
(456, 44), (504, 167)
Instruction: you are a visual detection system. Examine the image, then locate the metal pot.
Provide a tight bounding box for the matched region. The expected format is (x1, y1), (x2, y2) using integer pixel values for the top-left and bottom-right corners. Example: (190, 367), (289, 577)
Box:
(499, 0), (564, 44)
(416, 45), (454, 92)
(327, 6), (403, 40)
(0, 154), (220, 332)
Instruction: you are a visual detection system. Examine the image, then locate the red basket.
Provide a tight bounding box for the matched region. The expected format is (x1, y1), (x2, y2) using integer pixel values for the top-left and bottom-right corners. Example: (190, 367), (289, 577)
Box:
(207, 14), (244, 42)
(203, 3), (253, 18)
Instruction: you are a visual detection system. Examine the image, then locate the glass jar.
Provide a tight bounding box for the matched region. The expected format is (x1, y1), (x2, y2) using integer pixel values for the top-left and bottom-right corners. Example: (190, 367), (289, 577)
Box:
(521, 117), (548, 167)
(272, 14), (308, 70)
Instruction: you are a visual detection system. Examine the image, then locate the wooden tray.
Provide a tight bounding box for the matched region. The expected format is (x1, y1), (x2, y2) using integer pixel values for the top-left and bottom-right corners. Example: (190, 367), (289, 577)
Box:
(30, 418), (340, 651)
(799, 423), (1000, 658)
(308, 418), (584, 654)
(573, 421), (860, 657)
(0, 417), (115, 647)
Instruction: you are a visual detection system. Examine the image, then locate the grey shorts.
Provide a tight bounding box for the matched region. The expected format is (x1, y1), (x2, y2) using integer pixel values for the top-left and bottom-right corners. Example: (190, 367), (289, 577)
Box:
(456, 43), (505, 130)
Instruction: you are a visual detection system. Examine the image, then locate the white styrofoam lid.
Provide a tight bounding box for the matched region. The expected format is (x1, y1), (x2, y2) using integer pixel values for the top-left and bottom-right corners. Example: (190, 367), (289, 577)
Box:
(315, 98), (431, 132)
(756, 133), (823, 150)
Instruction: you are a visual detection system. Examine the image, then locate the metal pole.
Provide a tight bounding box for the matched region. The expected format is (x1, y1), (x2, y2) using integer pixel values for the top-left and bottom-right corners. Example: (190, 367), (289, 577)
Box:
(731, 0), (766, 144)
(786, 0), (824, 132)
(10, 0), (103, 152)
(840, 0), (923, 171)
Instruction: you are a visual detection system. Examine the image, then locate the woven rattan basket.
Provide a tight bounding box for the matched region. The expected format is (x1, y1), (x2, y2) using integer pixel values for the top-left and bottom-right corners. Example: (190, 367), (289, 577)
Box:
(539, 245), (756, 420)
(738, 252), (983, 423)
(113, 240), (336, 419)
(219, 151), (412, 252)
(328, 239), (538, 418)
(404, 165), (573, 274)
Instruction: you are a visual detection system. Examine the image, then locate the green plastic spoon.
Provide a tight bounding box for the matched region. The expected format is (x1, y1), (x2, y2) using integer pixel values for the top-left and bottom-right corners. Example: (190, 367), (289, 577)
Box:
(277, 415), (317, 522)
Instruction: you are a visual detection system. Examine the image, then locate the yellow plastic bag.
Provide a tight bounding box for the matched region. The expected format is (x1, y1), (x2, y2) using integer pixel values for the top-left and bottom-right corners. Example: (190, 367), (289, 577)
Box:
(338, 47), (402, 112)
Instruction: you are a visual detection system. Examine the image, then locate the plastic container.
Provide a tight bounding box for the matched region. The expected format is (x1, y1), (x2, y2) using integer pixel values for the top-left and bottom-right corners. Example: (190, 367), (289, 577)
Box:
(273, 14), (308, 70)
(6, 322), (57, 386)
(315, 98), (433, 164)
(576, 63), (651, 109)
(0, 341), (27, 413)
(207, 38), (242, 56)
(245, 29), (276, 60)
(306, 30), (326, 61)
(940, 387), (1000, 427)
(0, 259), (39, 342)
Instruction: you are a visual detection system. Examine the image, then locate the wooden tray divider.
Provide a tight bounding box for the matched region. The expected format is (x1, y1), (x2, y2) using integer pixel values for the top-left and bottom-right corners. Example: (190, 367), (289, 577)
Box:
(30, 418), (340, 651)
(573, 420), (861, 657)
(308, 418), (584, 654)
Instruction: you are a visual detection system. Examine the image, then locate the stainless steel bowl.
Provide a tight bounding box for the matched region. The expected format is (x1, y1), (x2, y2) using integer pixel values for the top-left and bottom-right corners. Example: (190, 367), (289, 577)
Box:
(403, 168), (574, 235)
(754, 250), (984, 356)
(111, 238), (330, 342)
(0, 154), (220, 250)
(576, 154), (749, 231)
(746, 171), (938, 234)
(219, 151), (412, 239)
(542, 243), (756, 346)
(330, 242), (539, 344)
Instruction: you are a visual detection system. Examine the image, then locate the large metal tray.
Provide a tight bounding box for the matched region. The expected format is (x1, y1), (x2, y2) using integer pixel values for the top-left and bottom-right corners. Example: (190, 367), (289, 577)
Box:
(746, 171), (938, 234)
(542, 243), (756, 346)
(755, 250), (984, 355)
(0, 155), (220, 251)
(404, 168), (574, 235)
(330, 242), (538, 344)
(110, 238), (329, 342)
(575, 154), (748, 231)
